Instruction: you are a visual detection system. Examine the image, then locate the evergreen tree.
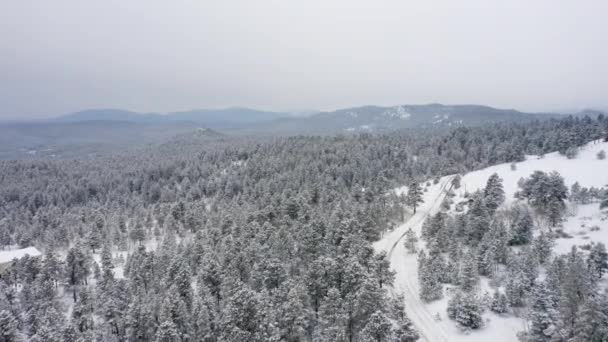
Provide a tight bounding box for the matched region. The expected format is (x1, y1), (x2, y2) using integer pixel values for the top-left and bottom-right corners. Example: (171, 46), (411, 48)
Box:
(418, 251), (442, 301)
(406, 182), (424, 214)
(528, 282), (557, 342)
(0, 309), (19, 342)
(490, 290), (508, 314)
(403, 228), (418, 254)
(570, 293), (608, 342)
(359, 311), (394, 342)
(447, 291), (483, 329)
(65, 243), (91, 302)
(459, 249), (478, 292)
(316, 288), (348, 342)
(518, 171), (568, 226)
(484, 173), (505, 212)
(509, 206), (534, 245)
(587, 242), (608, 280)
(533, 230), (554, 265)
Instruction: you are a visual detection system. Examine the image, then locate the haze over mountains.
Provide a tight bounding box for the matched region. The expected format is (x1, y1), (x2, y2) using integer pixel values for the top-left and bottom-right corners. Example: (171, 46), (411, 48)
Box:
(0, 103), (598, 159)
(51, 104), (562, 130)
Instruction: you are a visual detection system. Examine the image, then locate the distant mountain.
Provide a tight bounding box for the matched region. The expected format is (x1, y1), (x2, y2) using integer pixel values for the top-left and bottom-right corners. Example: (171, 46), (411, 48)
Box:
(256, 104), (565, 134)
(55, 107), (289, 128)
(1, 103), (576, 159)
(56, 109), (162, 122)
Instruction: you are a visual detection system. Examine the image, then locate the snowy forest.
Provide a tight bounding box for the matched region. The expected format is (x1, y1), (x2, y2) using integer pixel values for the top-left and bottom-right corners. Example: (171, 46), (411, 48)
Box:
(1, 114), (608, 342)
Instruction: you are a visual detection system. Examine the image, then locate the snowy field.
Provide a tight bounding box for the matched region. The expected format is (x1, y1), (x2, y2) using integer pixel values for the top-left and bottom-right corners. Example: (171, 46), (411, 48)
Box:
(376, 139), (608, 342)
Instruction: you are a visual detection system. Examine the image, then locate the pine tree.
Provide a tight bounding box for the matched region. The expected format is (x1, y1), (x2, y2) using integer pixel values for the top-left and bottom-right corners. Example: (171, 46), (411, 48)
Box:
(65, 243), (91, 302)
(72, 288), (94, 333)
(570, 293), (608, 342)
(528, 282), (557, 342)
(316, 288), (348, 342)
(154, 320), (180, 342)
(100, 244), (114, 286)
(459, 250), (478, 292)
(359, 311), (394, 342)
(466, 192), (490, 243)
(490, 290), (508, 314)
(418, 251), (443, 301)
(601, 191), (608, 210)
(447, 291), (483, 329)
(0, 309), (19, 342)
(509, 206), (534, 245)
(406, 182), (424, 214)
(484, 173), (505, 212)
(518, 171), (568, 226)
(403, 228), (418, 254)
(129, 221), (146, 245)
(587, 242), (608, 280)
(533, 231), (554, 265)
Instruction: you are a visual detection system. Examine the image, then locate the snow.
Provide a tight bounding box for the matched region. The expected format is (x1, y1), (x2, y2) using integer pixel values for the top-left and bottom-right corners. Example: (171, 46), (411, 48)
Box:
(455, 140), (608, 202)
(555, 203), (608, 255)
(376, 140), (608, 342)
(432, 114), (451, 124)
(0, 246), (42, 264)
(452, 139), (608, 255)
(378, 177), (524, 341)
(382, 106), (412, 120)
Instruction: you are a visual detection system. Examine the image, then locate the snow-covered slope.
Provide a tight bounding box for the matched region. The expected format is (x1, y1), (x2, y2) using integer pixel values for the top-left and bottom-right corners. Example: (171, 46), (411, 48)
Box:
(0, 246), (42, 264)
(376, 140), (608, 342)
(454, 139), (608, 253)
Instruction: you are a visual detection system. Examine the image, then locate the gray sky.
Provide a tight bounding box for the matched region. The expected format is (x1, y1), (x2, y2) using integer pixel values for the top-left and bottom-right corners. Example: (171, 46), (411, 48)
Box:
(1, 0), (607, 119)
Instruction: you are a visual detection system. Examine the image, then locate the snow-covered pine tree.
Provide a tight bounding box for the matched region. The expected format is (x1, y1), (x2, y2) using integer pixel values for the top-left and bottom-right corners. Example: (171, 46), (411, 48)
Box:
(508, 206), (534, 246)
(359, 310), (394, 342)
(418, 250), (443, 301)
(403, 228), (418, 254)
(528, 282), (558, 342)
(570, 292), (608, 342)
(406, 182), (424, 214)
(459, 249), (478, 292)
(447, 291), (483, 330)
(490, 290), (508, 314)
(533, 230), (554, 265)
(484, 173), (505, 212)
(587, 242), (608, 280)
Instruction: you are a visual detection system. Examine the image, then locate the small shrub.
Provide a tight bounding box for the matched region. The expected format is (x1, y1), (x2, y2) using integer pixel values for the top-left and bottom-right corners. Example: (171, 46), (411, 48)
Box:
(598, 150), (606, 160)
(565, 147), (578, 159)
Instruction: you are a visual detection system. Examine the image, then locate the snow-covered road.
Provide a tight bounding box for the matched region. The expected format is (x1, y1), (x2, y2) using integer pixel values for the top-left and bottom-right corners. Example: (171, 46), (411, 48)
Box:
(375, 176), (454, 342)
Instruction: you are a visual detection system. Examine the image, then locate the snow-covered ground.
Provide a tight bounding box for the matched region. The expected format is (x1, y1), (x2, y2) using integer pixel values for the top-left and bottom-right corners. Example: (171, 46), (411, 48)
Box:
(0, 246), (42, 264)
(454, 139), (608, 254)
(376, 140), (608, 342)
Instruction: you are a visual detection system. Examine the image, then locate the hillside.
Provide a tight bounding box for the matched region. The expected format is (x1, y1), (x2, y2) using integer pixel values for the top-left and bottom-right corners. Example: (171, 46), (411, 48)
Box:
(1, 103), (576, 159)
(377, 139), (608, 341)
(259, 104), (565, 134)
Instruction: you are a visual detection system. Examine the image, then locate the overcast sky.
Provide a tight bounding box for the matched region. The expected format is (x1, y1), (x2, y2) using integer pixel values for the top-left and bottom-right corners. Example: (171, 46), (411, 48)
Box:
(1, 0), (607, 119)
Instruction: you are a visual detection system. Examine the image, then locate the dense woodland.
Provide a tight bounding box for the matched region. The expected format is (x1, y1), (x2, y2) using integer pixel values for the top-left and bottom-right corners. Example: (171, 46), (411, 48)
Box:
(0, 115), (607, 341)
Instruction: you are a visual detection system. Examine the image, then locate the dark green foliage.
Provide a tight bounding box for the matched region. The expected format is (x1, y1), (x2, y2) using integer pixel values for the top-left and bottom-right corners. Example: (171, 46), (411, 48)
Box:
(406, 182), (424, 214)
(447, 291), (483, 329)
(517, 171), (568, 226)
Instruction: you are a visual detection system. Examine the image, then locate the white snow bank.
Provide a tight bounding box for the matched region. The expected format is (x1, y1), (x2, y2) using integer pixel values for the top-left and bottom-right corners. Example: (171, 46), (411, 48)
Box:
(0, 246), (42, 264)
